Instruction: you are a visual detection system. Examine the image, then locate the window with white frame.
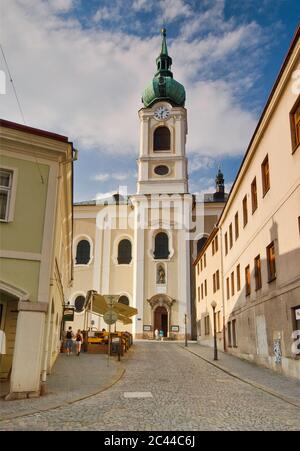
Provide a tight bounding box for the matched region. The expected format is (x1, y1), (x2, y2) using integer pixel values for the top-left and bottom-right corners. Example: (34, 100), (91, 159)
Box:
(0, 169), (13, 221)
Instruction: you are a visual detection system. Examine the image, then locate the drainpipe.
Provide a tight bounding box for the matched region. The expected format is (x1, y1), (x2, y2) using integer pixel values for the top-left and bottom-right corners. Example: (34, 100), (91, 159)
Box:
(41, 301), (52, 386)
(219, 225), (227, 352)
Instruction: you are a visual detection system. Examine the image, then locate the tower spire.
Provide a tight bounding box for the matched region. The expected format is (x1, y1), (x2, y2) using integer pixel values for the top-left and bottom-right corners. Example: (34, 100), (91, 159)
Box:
(155, 28), (173, 78)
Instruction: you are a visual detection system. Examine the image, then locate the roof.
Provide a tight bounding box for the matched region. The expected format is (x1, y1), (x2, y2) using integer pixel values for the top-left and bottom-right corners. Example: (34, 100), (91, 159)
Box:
(0, 119), (69, 143)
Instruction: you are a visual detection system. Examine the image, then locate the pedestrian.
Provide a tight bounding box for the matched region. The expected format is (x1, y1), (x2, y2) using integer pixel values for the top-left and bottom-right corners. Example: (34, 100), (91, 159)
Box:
(154, 328), (159, 341)
(75, 329), (83, 356)
(65, 326), (74, 356)
(159, 329), (164, 341)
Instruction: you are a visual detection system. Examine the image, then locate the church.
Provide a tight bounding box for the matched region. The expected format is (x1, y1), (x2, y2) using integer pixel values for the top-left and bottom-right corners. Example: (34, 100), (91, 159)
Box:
(67, 29), (227, 340)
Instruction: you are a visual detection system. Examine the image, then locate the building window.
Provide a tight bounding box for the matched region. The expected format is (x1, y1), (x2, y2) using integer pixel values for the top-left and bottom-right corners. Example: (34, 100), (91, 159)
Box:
(245, 265), (251, 296)
(229, 223), (233, 249)
(205, 315), (210, 335)
(267, 241), (276, 282)
(292, 306), (300, 348)
(216, 270), (220, 291)
(237, 264), (241, 291)
(197, 263), (199, 276)
(118, 239), (132, 264)
(261, 155), (270, 196)
(226, 277), (230, 300)
(197, 319), (201, 336)
(232, 319), (237, 347)
(118, 295), (129, 306)
(200, 258), (203, 272)
(154, 232), (169, 259)
(198, 286), (200, 302)
(153, 126), (170, 151)
(225, 232), (228, 255)
(215, 235), (218, 252)
(212, 240), (215, 255)
(216, 311), (222, 333)
(154, 165), (169, 176)
(254, 255), (262, 290)
(201, 284), (204, 300)
(228, 322), (232, 347)
(290, 96), (300, 151)
(213, 273), (216, 293)
(298, 216), (300, 236)
(204, 253), (206, 268)
(231, 272), (235, 297)
(74, 295), (85, 313)
(243, 195), (248, 227)
(76, 240), (91, 265)
(251, 177), (258, 213)
(235, 212), (239, 240)
(204, 279), (207, 297)
(0, 169), (13, 221)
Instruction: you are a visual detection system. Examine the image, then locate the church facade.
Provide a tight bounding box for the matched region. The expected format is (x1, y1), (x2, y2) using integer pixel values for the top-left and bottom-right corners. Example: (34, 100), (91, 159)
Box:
(67, 30), (226, 340)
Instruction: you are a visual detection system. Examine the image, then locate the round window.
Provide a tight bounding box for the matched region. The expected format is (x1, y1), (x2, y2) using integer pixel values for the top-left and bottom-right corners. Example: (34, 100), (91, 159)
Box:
(154, 165), (169, 176)
(74, 295), (85, 313)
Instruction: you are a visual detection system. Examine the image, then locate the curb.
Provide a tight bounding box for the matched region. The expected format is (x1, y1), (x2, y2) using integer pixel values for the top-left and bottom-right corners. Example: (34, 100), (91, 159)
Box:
(179, 345), (300, 410)
(0, 367), (126, 422)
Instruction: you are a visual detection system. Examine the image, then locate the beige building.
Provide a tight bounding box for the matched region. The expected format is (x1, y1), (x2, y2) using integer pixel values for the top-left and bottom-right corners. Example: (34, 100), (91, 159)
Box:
(0, 119), (74, 398)
(195, 26), (300, 379)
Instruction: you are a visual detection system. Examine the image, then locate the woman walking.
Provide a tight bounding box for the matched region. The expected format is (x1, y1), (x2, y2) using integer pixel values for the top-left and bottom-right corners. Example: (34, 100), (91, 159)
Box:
(75, 329), (83, 356)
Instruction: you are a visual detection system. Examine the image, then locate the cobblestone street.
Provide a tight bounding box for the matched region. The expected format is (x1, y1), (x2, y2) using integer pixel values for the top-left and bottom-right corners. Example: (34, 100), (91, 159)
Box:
(0, 342), (299, 431)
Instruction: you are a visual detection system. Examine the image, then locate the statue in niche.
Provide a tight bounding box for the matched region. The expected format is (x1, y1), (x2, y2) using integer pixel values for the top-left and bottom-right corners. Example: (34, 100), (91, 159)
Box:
(157, 265), (166, 284)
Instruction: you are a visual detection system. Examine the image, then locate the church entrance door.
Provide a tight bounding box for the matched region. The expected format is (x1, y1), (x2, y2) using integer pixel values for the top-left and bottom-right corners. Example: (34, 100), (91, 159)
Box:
(154, 306), (168, 337)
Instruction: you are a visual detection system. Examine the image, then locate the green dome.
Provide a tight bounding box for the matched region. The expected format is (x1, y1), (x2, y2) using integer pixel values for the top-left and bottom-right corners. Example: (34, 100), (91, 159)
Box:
(142, 76), (185, 108)
(142, 28), (186, 108)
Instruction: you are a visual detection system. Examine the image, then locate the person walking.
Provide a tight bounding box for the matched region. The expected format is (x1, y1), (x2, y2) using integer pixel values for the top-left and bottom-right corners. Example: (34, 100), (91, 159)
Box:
(154, 329), (159, 341)
(75, 329), (83, 356)
(65, 326), (74, 356)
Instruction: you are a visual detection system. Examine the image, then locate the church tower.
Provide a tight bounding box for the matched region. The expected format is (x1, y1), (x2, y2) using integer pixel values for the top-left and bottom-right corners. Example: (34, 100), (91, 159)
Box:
(131, 30), (192, 340)
(137, 28), (188, 195)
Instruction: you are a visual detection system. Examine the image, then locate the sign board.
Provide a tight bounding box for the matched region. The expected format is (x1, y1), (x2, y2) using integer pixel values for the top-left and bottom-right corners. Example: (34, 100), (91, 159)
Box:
(171, 325), (179, 332)
(103, 310), (118, 325)
(295, 308), (300, 321)
(63, 308), (74, 322)
(143, 325), (151, 332)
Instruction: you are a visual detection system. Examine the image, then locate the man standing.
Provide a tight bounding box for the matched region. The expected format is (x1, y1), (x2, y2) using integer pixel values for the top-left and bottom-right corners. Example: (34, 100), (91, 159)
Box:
(65, 327), (74, 356)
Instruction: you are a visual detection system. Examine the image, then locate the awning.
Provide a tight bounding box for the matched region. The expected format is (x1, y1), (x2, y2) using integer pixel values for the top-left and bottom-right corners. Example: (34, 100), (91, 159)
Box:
(84, 290), (137, 325)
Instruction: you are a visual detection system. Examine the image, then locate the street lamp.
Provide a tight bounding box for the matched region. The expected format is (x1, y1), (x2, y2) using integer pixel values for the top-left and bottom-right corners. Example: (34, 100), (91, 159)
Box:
(211, 301), (218, 361)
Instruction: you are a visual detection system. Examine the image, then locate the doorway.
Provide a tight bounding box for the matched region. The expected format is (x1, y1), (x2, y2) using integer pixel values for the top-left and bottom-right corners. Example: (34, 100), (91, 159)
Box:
(154, 306), (168, 337)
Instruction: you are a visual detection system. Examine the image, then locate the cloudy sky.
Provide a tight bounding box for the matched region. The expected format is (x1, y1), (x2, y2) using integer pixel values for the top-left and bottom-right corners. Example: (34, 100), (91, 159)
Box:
(0, 0), (299, 201)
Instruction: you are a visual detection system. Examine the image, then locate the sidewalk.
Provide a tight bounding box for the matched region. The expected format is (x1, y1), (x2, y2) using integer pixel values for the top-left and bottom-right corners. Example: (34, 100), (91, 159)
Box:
(0, 352), (125, 421)
(180, 343), (300, 409)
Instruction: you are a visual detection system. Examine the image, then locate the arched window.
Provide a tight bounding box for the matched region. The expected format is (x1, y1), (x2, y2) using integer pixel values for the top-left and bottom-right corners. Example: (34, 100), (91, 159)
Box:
(118, 295), (129, 306)
(197, 237), (207, 254)
(154, 232), (170, 260)
(118, 239), (132, 264)
(76, 240), (90, 264)
(74, 295), (85, 313)
(154, 127), (170, 151)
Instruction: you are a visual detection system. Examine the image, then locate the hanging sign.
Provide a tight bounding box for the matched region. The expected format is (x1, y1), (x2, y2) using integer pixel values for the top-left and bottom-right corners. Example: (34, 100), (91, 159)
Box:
(295, 308), (300, 321)
(63, 307), (74, 322)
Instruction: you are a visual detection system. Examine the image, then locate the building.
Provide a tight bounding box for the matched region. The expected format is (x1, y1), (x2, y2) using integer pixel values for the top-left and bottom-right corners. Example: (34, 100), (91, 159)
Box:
(67, 29), (227, 340)
(0, 119), (74, 398)
(195, 25), (300, 379)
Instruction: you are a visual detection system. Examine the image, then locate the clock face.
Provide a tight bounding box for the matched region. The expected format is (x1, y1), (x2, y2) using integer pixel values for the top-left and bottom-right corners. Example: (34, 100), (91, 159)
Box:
(154, 106), (170, 120)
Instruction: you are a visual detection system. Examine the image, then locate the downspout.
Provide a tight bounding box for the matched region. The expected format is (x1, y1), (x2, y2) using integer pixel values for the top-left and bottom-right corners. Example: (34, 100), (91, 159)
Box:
(219, 225), (227, 352)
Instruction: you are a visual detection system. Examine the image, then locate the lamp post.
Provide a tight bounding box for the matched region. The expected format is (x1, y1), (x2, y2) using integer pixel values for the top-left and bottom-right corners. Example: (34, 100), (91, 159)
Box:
(211, 301), (218, 361)
(184, 314), (188, 347)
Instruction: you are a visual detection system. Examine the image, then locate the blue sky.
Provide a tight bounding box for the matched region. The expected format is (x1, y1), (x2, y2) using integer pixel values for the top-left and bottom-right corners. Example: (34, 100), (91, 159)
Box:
(0, 0), (299, 201)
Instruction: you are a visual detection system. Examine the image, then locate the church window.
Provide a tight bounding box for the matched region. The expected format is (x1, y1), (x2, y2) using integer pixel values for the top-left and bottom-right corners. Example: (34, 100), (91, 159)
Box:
(118, 239), (132, 264)
(74, 295), (85, 313)
(197, 237), (207, 255)
(154, 232), (170, 259)
(154, 165), (169, 176)
(76, 240), (90, 265)
(118, 295), (129, 306)
(153, 126), (170, 151)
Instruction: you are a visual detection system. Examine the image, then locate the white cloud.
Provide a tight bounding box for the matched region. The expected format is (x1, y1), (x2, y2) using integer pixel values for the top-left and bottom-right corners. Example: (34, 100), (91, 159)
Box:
(49, 0), (75, 12)
(0, 0), (262, 163)
(159, 0), (192, 22)
(92, 171), (135, 182)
